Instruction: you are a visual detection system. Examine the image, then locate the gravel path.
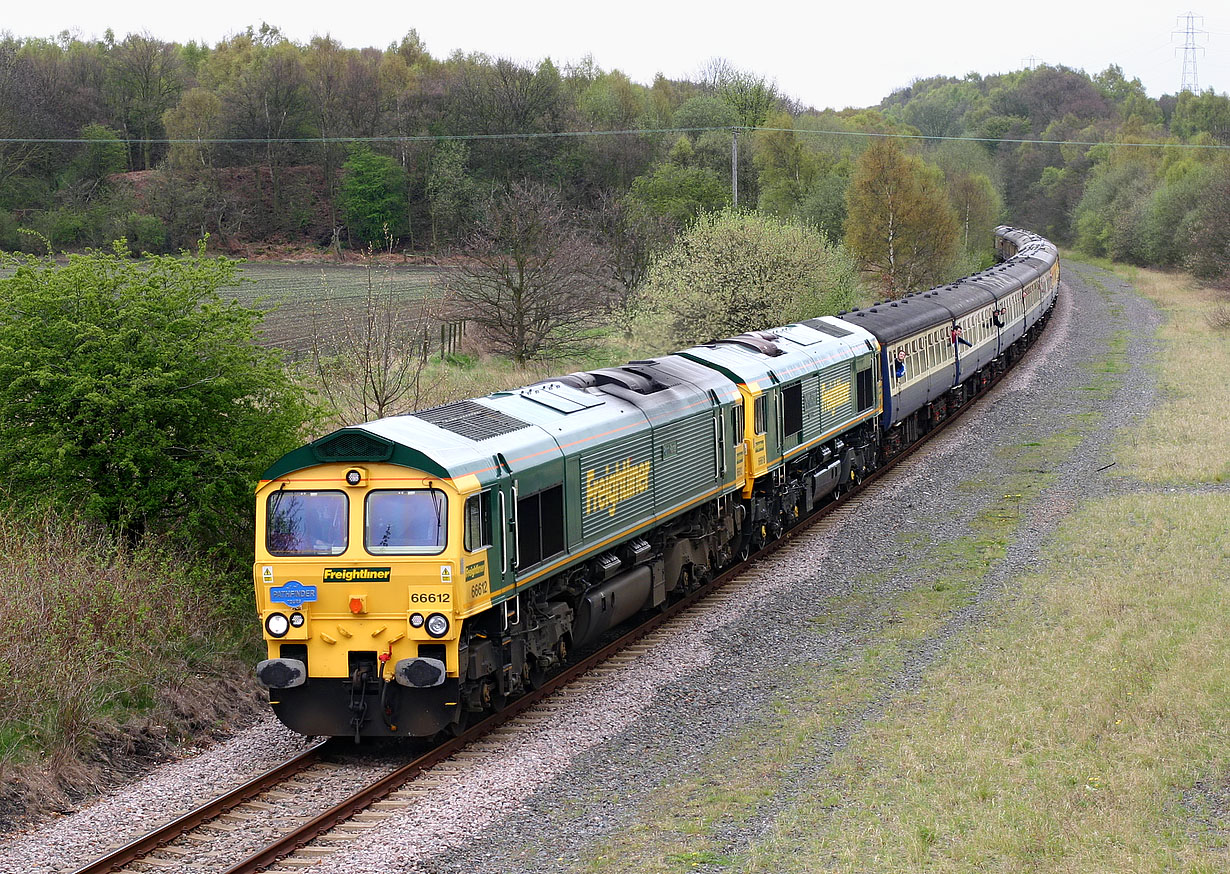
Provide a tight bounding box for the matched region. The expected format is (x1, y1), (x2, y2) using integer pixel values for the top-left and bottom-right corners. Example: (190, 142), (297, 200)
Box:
(0, 260), (1185, 873)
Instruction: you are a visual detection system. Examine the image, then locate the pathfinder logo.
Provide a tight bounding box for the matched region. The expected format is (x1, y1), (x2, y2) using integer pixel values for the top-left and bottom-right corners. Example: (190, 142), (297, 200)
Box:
(585, 458), (651, 517)
(323, 567), (392, 583)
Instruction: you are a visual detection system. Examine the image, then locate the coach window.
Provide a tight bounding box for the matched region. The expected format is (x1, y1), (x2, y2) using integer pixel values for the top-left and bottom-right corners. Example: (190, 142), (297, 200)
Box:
(365, 489), (447, 555)
(464, 491), (492, 552)
(267, 490), (348, 556)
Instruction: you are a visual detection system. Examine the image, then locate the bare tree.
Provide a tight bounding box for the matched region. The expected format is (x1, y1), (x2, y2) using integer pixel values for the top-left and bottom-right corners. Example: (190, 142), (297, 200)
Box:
(698, 57), (780, 128)
(444, 182), (609, 364)
(310, 252), (444, 424)
(591, 190), (673, 313)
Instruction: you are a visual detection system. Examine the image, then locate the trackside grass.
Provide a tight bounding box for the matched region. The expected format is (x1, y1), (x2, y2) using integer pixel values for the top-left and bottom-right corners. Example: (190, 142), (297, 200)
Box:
(745, 492), (1228, 873)
(0, 513), (263, 825)
(573, 263), (1228, 872)
(1109, 267), (1230, 483)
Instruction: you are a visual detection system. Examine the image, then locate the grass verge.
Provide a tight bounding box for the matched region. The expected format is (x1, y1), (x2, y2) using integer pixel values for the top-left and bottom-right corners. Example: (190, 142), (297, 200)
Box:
(0, 511), (264, 829)
(746, 491), (1228, 873)
(1106, 266), (1230, 483)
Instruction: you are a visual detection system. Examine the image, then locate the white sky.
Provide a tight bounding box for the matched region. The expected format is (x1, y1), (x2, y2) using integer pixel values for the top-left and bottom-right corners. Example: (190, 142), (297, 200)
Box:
(7, 1), (1228, 111)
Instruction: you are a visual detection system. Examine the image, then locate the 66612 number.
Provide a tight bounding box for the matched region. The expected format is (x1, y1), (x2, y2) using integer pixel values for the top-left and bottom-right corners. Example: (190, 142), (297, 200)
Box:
(409, 592), (450, 604)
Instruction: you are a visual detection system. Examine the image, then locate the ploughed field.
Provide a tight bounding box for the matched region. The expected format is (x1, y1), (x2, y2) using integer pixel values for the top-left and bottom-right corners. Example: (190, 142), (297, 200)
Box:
(222, 263), (443, 354)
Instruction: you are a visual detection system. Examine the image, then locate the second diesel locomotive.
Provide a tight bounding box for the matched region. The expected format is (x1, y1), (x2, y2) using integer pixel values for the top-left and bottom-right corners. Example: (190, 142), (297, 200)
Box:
(253, 226), (1059, 739)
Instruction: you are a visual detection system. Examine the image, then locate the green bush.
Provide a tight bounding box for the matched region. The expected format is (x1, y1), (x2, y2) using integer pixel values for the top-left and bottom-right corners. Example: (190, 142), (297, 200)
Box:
(122, 212), (168, 254)
(0, 210), (18, 250)
(0, 242), (318, 564)
(632, 209), (861, 349)
(341, 146), (409, 248)
(42, 207), (90, 247)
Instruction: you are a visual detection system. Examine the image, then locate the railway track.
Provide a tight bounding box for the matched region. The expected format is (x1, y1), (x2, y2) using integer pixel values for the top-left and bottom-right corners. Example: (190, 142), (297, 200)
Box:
(66, 487), (870, 874)
(68, 318), (1040, 874)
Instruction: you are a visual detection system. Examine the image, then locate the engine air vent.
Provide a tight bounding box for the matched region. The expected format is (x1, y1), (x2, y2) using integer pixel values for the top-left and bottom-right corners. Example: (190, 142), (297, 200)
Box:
(415, 399), (532, 441)
(312, 430), (394, 463)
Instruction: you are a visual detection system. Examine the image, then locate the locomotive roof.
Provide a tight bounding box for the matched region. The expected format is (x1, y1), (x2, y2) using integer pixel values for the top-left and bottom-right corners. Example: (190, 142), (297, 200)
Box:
(677, 316), (878, 389)
(262, 353), (744, 484)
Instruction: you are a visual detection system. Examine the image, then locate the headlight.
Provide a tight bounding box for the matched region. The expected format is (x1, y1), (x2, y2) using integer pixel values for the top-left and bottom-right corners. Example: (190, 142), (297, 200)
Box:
(265, 612), (290, 638)
(409, 613), (425, 628)
(425, 613), (449, 638)
(289, 612), (305, 628)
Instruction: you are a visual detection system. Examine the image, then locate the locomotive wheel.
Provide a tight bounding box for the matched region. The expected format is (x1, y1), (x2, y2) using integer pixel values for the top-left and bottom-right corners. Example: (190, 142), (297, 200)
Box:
(446, 706), (470, 737)
(527, 657), (548, 690)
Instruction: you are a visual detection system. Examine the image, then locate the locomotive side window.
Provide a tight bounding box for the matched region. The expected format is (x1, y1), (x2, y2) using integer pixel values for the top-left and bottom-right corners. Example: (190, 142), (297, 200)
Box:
(855, 361), (875, 412)
(464, 491), (492, 552)
(516, 485), (565, 568)
(267, 490), (348, 556)
(732, 405), (744, 443)
(754, 394), (767, 434)
(782, 383), (803, 438)
(365, 489), (447, 555)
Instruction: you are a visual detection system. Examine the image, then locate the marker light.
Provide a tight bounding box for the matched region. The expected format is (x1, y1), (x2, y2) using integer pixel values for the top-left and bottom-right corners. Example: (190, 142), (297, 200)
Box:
(289, 612), (305, 628)
(409, 613), (425, 628)
(425, 613), (450, 638)
(265, 612), (290, 638)
(345, 467), (366, 486)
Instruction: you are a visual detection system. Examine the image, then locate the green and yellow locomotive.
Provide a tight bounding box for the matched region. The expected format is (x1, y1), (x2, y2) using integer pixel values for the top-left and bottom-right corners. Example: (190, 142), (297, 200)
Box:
(253, 317), (882, 739)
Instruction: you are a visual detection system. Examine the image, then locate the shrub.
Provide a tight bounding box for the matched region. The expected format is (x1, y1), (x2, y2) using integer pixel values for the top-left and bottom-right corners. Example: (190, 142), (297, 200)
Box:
(632, 209), (860, 349)
(0, 509), (264, 816)
(122, 212), (168, 254)
(0, 241), (318, 565)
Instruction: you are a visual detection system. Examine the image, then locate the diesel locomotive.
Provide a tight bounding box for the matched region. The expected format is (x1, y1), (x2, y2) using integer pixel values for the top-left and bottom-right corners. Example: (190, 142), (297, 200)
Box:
(253, 226), (1059, 739)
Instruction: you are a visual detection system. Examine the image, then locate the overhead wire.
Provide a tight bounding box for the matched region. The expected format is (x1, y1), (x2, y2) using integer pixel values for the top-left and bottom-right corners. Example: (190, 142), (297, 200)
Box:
(2, 125), (1229, 149)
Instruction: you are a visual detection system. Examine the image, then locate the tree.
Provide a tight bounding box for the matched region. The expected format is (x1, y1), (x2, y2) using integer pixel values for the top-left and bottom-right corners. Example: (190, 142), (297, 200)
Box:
(443, 182), (608, 364)
(1183, 162), (1230, 280)
(629, 162), (730, 226)
(845, 140), (959, 296)
(426, 139), (477, 248)
(699, 58), (779, 128)
(632, 210), (859, 349)
(163, 88), (223, 169)
(340, 146), (409, 248)
(65, 124), (126, 189)
(304, 35), (348, 226)
(590, 190), (673, 312)
(107, 34), (183, 170)
(310, 256), (443, 422)
(946, 172), (1002, 257)
(1170, 89), (1230, 143)
(0, 242), (315, 555)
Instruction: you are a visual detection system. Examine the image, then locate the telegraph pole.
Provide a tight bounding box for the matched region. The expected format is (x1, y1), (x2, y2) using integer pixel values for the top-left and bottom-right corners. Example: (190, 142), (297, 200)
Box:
(1174, 11), (1207, 92)
(731, 127), (739, 208)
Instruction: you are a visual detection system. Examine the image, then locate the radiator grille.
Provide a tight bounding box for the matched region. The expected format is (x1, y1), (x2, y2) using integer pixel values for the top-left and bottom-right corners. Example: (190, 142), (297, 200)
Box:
(416, 399), (531, 441)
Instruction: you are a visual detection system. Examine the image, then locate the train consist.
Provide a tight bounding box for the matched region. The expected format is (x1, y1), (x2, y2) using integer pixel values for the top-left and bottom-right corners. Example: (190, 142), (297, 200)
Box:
(253, 226), (1059, 739)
